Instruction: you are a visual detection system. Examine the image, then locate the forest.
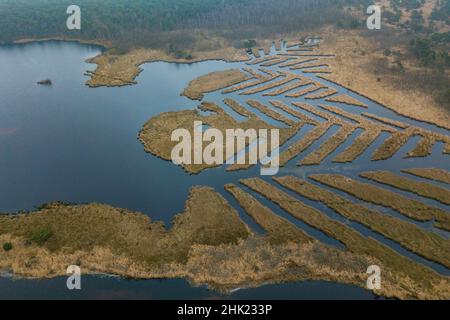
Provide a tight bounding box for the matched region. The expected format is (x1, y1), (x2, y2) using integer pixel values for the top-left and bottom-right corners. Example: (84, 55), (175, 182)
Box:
(0, 0), (371, 49)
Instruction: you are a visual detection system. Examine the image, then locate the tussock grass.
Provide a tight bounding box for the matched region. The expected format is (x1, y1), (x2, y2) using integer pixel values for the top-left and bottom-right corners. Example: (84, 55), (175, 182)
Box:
(309, 174), (450, 231)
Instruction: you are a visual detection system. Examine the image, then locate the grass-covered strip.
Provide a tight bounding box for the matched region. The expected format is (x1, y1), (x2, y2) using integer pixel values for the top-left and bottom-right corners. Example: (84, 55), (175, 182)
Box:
(309, 174), (450, 231)
(402, 168), (450, 184)
(360, 171), (450, 205)
(273, 175), (450, 268)
(239, 177), (450, 299)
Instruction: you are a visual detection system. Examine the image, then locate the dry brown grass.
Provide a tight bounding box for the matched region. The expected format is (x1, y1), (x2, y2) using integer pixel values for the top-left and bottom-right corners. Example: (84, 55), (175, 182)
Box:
(320, 105), (450, 159)
(269, 100), (317, 124)
(223, 98), (255, 118)
(309, 174), (450, 231)
(84, 25), (450, 134)
(334, 128), (382, 163)
(304, 88), (338, 100)
(274, 176), (450, 268)
(246, 100), (296, 126)
(278, 57), (319, 68)
(317, 27), (450, 130)
(138, 101), (298, 174)
(371, 126), (450, 160)
(222, 69), (282, 94)
(0, 187), (250, 267)
(362, 113), (409, 129)
(240, 177), (450, 299)
(246, 56), (278, 66)
(254, 100), (362, 167)
(325, 94), (368, 108)
(360, 171), (450, 205)
(240, 73), (296, 95)
(286, 83), (326, 97)
(225, 184), (312, 244)
(372, 129), (415, 160)
(300, 124), (357, 165)
(302, 68), (332, 74)
(291, 62), (330, 70)
(86, 44), (248, 88)
(0, 187), (395, 297)
(402, 168), (450, 184)
(260, 57), (294, 67)
(279, 122), (333, 166)
(263, 78), (312, 96)
(182, 69), (249, 100)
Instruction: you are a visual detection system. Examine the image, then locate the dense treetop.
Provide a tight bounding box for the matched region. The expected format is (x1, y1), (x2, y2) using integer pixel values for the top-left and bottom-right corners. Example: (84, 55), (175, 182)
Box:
(0, 0), (371, 47)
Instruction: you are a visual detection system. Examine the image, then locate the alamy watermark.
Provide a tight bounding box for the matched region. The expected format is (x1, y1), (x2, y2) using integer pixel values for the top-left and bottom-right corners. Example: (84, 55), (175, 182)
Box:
(367, 5), (381, 30)
(66, 5), (81, 30)
(66, 265), (81, 290)
(366, 265), (381, 290)
(171, 121), (280, 176)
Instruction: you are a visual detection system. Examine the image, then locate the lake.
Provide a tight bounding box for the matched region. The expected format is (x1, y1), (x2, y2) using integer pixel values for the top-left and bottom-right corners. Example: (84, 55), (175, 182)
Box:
(0, 40), (448, 299)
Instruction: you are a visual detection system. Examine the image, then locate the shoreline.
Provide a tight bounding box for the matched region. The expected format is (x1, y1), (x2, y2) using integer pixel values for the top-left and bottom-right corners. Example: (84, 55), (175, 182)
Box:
(1, 33), (449, 300)
(5, 29), (450, 132)
(0, 272), (381, 300)
(0, 195), (374, 296)
(8, 33), (449, 132)
(10, 37), (109, 51)
(5, 36), (251, 89)
(84, 47), (250, 88)
(1, 181), (449, 299)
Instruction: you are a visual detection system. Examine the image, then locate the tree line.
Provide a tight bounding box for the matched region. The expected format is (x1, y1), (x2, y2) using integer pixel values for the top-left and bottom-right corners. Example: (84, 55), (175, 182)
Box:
(0, 0), (370, 49)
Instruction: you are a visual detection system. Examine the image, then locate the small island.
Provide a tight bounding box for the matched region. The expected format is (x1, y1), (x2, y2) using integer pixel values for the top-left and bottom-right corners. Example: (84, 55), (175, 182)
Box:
(37, 79), (52, 85)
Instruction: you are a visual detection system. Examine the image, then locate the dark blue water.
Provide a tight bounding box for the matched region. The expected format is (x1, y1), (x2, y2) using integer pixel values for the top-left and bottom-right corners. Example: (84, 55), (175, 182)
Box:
(0, 275), (378, 300)
(0, 40), (448, 299)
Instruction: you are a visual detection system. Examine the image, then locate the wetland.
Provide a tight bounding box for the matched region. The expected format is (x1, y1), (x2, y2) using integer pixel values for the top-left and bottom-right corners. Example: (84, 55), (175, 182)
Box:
(1, 39), (449, 299)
